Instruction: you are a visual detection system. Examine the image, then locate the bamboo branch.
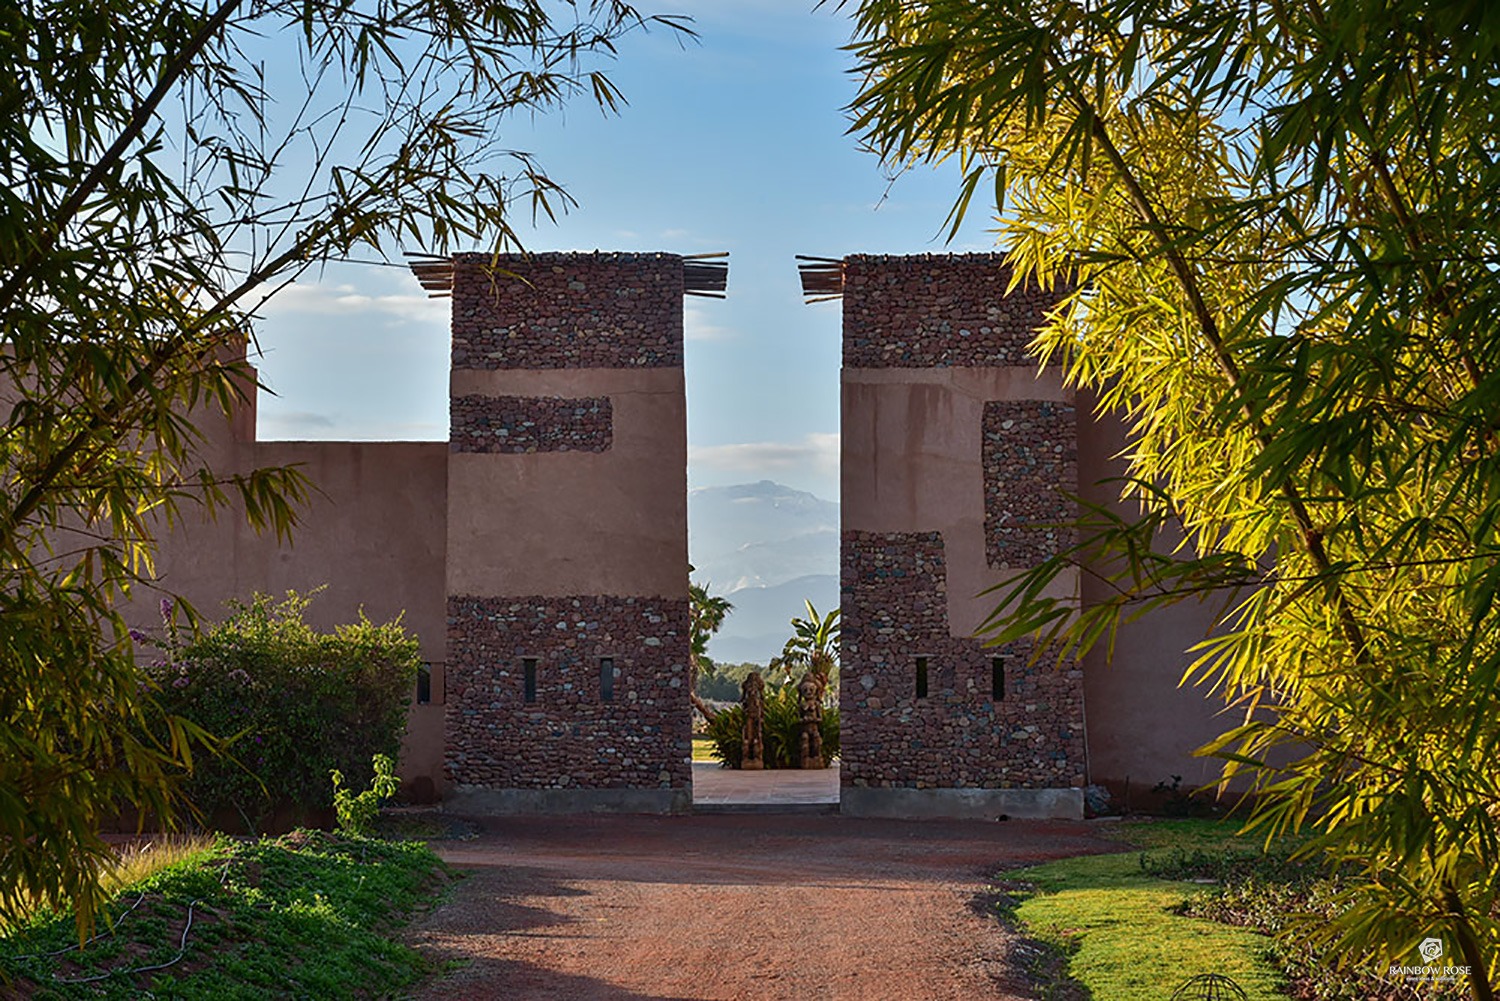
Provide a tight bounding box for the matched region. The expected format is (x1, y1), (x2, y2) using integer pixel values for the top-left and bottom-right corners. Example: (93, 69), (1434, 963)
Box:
(1056, 76), (1372, 663)
(0, 0), (245, 313)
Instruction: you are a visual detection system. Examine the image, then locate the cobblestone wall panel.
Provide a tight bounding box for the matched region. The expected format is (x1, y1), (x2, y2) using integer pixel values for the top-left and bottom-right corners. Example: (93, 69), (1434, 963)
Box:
(449, 395), (612, 454)
(839, 531), (1086, 790)
(451, 252), (683, 369)
(444, 594), (692, 790)
(841, 254), (1068, 368)
(983, 401), (1077, 568)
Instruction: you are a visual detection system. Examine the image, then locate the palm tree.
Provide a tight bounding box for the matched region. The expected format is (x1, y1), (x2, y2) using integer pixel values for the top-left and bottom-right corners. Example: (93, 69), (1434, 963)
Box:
(778, 600), (840, 706)
(689, 573), (733, 722)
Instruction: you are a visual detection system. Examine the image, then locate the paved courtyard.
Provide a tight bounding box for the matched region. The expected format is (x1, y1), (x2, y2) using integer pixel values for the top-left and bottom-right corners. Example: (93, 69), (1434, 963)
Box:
(689, 761), (840, 809)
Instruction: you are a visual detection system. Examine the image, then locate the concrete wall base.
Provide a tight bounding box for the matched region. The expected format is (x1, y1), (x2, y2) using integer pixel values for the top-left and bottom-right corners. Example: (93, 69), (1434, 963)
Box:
(444, 785), (692, 816)
(840, 786), (1083, 821)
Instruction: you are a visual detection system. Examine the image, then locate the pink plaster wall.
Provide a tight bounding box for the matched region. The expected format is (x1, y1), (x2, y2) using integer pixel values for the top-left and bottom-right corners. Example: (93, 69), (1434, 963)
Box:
(1074, 398), (1229, 802)
(128, 366), (450, 798)
(445, 369), (686, 599)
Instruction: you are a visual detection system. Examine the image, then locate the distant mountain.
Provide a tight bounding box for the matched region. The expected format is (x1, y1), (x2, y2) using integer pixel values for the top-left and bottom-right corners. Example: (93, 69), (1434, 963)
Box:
(688, 481), (840, 664)
(704, 573), (840, 666)
(688, 481), (838, 592)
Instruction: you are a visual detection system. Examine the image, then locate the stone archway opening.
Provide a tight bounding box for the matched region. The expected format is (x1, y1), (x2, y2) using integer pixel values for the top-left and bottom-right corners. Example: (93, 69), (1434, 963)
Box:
(433, 249), (1088, 818)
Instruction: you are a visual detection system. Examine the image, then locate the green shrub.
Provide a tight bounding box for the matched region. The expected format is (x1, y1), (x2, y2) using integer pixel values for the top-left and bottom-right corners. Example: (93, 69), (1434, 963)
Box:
(705, 704), (747, 768)
(696, 669), (746, 702)
(704, 683), (839, 768)
(145, 590), (419, 830)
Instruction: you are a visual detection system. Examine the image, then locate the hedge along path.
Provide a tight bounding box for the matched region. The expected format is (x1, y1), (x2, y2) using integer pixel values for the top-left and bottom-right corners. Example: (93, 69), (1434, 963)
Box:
(405, 813), (1121, 1000)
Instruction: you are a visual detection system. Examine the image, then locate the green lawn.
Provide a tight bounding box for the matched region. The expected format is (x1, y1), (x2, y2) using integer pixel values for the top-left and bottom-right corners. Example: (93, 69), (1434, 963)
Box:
(691, 736), (718, 762)
(998, 819), (1289, 999)
(0, 831), (447, 999)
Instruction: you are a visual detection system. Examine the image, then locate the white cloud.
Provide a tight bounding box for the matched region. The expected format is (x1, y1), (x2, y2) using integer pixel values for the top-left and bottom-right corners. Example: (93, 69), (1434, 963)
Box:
(258, 410), (337, 437)
(257, 409), (446, 442)
(255, 281), (447, 326)
(690, 433), (839, 478)
(684, 303), (736, 342)
(657, 227), (729, 250)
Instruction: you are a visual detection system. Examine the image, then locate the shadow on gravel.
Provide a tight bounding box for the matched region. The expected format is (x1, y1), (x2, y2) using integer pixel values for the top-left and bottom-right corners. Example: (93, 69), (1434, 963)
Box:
(416, 958), (697, 1001)
(969, 883), (1093, 1001)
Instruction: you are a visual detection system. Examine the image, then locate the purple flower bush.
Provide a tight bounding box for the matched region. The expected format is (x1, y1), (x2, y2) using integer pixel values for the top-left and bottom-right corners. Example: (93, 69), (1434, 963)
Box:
(143, 589), (419, 830)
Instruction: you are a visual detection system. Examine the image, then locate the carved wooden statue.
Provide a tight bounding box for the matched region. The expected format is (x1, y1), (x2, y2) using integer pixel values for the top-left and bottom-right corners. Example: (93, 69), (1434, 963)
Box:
(797, 673), (824, 769)
(740, 671), (765, 770)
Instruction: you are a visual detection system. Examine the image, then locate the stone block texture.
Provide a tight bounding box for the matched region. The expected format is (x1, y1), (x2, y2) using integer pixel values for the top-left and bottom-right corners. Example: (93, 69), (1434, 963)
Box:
(450, 252), (684, 369)
(983, 400), (1077, 568)
(842, 254), (1066, 368)
(840, 532), (1086, 790)
(449, 395), (612, 454)
(445, 595), (692, 791)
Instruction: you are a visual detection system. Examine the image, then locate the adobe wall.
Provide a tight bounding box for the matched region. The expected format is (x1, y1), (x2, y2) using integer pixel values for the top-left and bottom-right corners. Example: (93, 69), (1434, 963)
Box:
(839, 254), (1086, 819)
(442, 253), (692, 815)
(1075, 400), (1228, 803)
(133, 381), (451, 799)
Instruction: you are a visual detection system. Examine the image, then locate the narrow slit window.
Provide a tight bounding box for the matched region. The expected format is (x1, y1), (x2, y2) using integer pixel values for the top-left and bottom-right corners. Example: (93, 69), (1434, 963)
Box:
(599, 657), (615, 702)
(991, 657), (1006, 701)
(522, 657), (538, 703)
(915, 656), (929, 699)
(416, 663), (432, 705)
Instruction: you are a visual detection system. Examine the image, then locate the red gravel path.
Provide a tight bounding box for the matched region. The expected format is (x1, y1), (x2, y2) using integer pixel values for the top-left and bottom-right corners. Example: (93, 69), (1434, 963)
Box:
(404, 814), (1125, 1000)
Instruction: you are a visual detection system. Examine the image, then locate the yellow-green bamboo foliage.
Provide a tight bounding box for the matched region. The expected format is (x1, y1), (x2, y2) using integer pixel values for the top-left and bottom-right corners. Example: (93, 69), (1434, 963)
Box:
(848, 0), (1500, 994)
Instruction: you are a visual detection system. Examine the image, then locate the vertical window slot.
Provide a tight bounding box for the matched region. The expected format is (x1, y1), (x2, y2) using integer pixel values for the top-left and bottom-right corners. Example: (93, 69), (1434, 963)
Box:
(915, 656), (929, 699)
(991, 657), (1006, 701)
(599, 657), (615, 702)
(416, 663), (432, 705)
(522, 657), (538, 703)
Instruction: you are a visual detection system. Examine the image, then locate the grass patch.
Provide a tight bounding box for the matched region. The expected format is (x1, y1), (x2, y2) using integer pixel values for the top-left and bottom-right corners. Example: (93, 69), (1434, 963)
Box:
(995, 819), (1461, 1000)
(1, 836), (220, 936)
(0, 830), (448, 999)
(691, 736), (718, 763)
(103, 835), (220, 899)
(992, 819), (1289, 999)
(1145, 842), (1464, 1000)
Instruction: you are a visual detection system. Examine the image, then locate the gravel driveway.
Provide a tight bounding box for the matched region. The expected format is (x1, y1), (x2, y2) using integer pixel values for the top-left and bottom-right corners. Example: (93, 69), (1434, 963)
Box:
(404, 814), (1122, 1000)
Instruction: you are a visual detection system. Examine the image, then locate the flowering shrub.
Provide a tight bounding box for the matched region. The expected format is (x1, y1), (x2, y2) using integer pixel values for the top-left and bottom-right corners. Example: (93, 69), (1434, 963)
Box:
(143, 590), (419, 830)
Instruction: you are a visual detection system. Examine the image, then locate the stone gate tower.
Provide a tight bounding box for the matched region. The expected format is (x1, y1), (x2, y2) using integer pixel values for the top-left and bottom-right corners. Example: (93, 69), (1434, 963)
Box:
(439, 252), (711, 814)
(817, 254), (1087, 819)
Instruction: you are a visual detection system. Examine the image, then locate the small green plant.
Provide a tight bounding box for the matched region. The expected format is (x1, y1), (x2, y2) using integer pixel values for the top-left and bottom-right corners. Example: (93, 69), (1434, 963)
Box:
(705, 704), (747, 768)
(332, 754), (400, 837)
(1149, 775), (1222, 818)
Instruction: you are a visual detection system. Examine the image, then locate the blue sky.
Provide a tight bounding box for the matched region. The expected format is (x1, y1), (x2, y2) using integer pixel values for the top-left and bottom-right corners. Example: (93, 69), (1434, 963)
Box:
(252, 0), (993, 502)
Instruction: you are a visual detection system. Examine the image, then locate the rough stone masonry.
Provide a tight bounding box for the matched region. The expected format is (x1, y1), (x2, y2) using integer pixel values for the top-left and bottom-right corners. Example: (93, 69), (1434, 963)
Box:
(443, 253), (692, 813)
(839, 254), (1087, 817)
